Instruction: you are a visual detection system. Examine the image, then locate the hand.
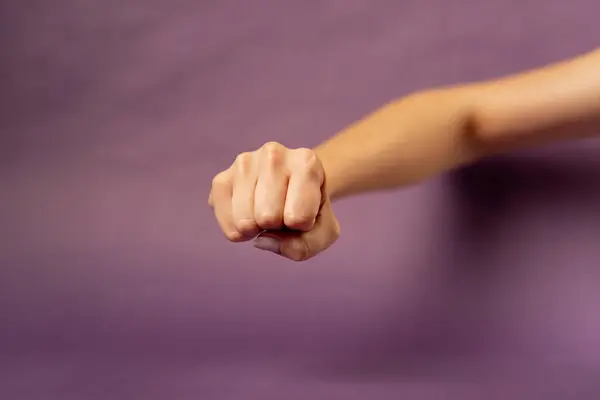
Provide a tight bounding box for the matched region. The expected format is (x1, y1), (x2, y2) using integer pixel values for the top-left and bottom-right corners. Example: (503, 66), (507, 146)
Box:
(209, 142), (340, 261)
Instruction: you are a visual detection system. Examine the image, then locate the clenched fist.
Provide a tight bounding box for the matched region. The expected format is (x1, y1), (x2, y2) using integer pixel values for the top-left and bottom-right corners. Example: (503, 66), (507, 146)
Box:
(209, 142), (340, 261)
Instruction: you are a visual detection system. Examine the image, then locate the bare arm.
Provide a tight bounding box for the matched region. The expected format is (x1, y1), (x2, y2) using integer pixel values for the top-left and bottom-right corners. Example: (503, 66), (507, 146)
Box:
(210, 48), (600, 261)
(316, 49), (600, 200)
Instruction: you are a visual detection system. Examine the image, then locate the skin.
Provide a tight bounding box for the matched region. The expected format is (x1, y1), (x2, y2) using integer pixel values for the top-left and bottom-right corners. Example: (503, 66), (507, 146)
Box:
(209, 48), (600, 262)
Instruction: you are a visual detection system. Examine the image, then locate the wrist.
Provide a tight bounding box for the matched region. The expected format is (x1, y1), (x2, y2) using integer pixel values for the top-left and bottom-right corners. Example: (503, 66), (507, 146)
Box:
(314, 146), (344, 201)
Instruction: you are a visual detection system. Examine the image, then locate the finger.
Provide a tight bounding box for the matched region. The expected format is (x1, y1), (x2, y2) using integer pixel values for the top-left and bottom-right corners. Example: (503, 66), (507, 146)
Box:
(254, 195), (340, 261)
(284, 149), (324, 231)
(254, 143), (289, 230)
(283, 196), (339, 261)
(231, 152), (260, 237)
(210, 171), (244, 242)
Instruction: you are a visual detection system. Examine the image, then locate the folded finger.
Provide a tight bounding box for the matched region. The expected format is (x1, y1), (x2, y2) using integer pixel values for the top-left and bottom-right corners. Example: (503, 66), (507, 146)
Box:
(254, 144), (289, 230)
(284, 151), (324, 231)
(211, 172), (244, 242)
(231, 153), (260, 237)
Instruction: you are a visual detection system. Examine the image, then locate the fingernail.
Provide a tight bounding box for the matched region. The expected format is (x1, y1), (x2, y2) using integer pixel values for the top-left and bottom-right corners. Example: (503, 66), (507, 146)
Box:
(254, 236), (280, 254)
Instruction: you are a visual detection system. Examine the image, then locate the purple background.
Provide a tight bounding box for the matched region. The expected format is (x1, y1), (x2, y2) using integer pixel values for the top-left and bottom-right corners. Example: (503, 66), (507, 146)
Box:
(2, 0), (600, 398)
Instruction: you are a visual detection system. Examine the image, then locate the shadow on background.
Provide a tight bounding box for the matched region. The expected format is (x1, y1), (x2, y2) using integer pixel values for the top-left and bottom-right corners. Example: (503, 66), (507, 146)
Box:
(450, 152), (600, 241)
(302, 148), (600, 381)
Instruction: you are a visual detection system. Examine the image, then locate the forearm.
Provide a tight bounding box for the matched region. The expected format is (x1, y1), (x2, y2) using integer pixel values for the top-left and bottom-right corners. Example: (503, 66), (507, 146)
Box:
(316, 48), (600, 200)
(315, 88), (480, 200)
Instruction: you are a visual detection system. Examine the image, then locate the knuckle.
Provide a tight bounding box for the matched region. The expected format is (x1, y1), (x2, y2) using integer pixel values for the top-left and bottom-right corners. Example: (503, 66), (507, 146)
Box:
(294, 148), (318, 166)
(224, 230), (244, 242)
(284, 240), (310, 262)
(262, 141), (284, 153)
(284, 212), (314, 229)
(292, 148), (323, 180)
(211, 171), (230, 189)
(234, 152), (254, 175)
(261, 142), (285, 166)
(233, 218), (259, 235)
(255, 212), (282, 229)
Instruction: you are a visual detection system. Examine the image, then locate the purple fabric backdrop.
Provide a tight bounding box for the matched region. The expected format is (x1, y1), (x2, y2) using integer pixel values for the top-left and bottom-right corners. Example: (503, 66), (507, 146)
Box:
(1, 0), (600, 398)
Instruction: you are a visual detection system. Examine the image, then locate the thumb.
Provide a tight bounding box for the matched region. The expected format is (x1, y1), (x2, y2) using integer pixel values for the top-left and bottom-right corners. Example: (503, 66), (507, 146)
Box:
(253, 199), (340, 262)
